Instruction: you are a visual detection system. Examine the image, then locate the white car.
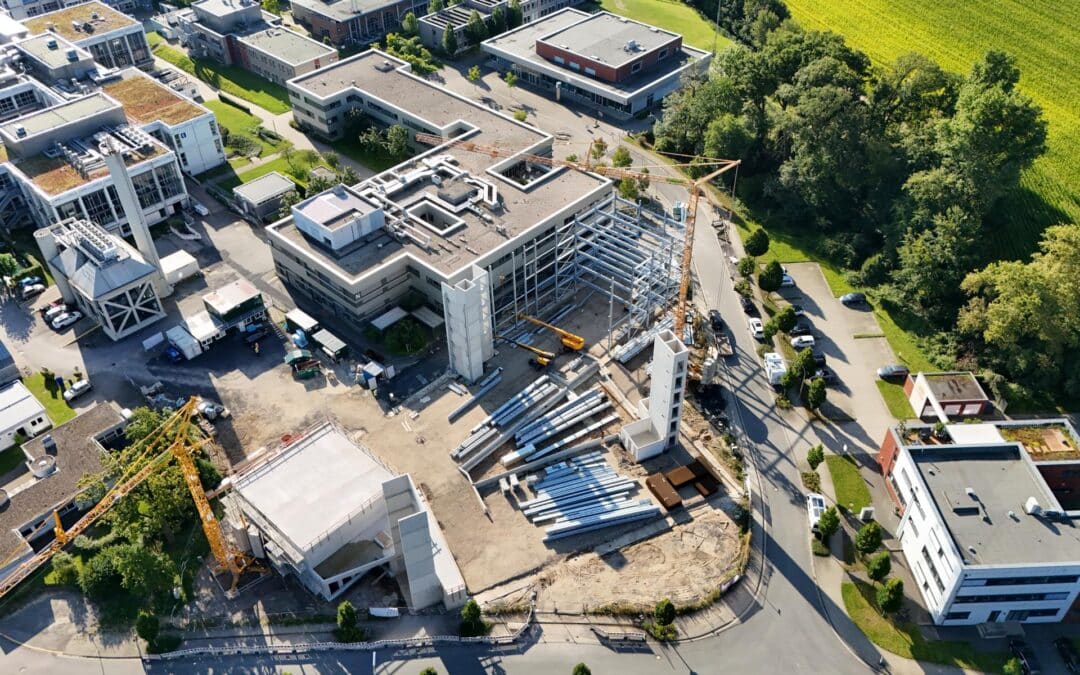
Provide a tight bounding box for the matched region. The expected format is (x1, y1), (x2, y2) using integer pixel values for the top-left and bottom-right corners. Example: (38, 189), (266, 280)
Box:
(807, 493), (827, 534)
(781, 274), (796, 288)
(192, 200), (210, 217)
(44, 304), (70, 322)
(63, 379), (92, 402)
(748, 317), (764, 339)
(790, 335), (815, 349)
(50, 311), (82, 330)
(20, 283), (46, 300)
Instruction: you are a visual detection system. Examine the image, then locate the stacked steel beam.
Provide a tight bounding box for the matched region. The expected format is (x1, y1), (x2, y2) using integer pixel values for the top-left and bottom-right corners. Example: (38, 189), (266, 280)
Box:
(451, 375), (559, 461)
(612, 316), (675, 363)
(500, 390), (613, 465)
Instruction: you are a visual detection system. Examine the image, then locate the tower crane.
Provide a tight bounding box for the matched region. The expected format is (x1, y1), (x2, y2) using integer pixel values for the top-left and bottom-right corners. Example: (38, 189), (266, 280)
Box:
(413, 133), (740, 336)
(518, 313), (585, 351)
(0, 397), (261, 601)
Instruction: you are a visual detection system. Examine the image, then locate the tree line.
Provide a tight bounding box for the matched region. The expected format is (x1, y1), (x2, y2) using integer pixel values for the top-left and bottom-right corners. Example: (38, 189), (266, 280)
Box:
(653, 8), (1069, 402)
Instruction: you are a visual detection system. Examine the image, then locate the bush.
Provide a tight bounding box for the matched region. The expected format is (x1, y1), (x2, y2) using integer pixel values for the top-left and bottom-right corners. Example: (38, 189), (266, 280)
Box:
(758, 260), (783, 293)
(801, 471), (820, 492)
(513, 109), (527, 122)
(816, 506), (840, 540)
(420, 669), (438, 675)
(806, 444), (824, 470)
(136, 611), (159, 646)
(572, 665), (592, 675)
(611, 146), (631, 168)
(744, 228), (769, 257)
(78, 550), (121, 600)
(774, 305), (797, 333)
(734, 278), (752, 298)
(459, 599), (486, 637)
(1003, 658), (1023, 675)
(654, 598), (675, 626)
(50, 551), (79, 586)
(645, 620), (677, 641)
(855, 521), (883, 556)
(737, 256), (756, 277)
(867, 551), (891, 582)
(876, 577), (904, 614)
(811, 538), (830, 556)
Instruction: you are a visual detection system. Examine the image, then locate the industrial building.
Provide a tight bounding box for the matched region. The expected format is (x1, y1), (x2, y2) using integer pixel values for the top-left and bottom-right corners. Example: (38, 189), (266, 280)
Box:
(279, 50), (685, 381)
(0, 401), (129, 587)
(171, 0), (339, 86)
(0, 380), (50, 450)
(482, 9), (710, 119)
(879, 418), (1080, 625)
(225, 421), (467, 608)
(22, 2), (152, 70)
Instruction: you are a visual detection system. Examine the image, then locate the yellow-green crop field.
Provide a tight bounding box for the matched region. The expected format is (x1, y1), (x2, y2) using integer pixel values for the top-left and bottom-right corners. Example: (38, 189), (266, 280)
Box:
(784, 0), (1079, 258)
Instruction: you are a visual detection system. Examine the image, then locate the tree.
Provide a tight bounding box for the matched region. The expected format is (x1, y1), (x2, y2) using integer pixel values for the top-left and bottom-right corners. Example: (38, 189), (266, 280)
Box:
(503, 70), (517, 90)
(572, 664), (592, 675)
(136, 611), (160, 646)
(385, 124), (410, 158)
(358, 125), (383, 151)
(654, 598), (675, 626)
(337, 600), (357, 633)
(590, 138), (607, 158)
(507, 0), (523, 28)
(774, 305), (797, 333)
(322, 151), (340, 169)
(489, 6), (507, 35)
(618, 177), (639, 201)
(50, 550), (80, 585)
(1003, 658), (1023, 675)
(465, 10), (487, 45)
(337, 165), (360, 185)
(0, 253), (20, 279)
(611, 146), (632, 168)
(806, 377), (827, 410)
(816, 506), (839, 540)
(892, 207), (978, 325)
(401, 11), (419, 37)
(513, 109), (527, 122)
(78, 549), (121, 600)
(789, 347), (816, 384)
(460, 598), (485, 636)
(737, 256), (756, 277)
(876, 577), (904, 614)
(111, 544), (177, 599)
(261, 0), (280, 14)
(467, 65), (481, 90)
(867, 551), (892, 582)
(744, 228), (770, 257)
(420, 670), (438, 675)
(307, 175), (336, 195)
(427, 0), (443, 13)
(441, 23), (458, 55)
(758, 260), (783, 293)
(806, 444), (824, 470)
(855, 521), (883, 555)
(636, 167), (651, 192)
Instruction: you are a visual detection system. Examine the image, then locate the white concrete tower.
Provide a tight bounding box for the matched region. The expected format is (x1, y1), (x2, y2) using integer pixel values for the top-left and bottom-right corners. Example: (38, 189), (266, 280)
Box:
(33, 227), (74, 303)
(441, 265), (494, 383)
(649, 328), (688, 449)
(102, 139), (173, 298)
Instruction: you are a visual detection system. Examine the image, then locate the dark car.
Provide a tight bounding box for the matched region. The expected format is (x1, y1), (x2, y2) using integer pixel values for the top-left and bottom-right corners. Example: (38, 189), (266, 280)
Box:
(812, 352), (827, 368)
(709, 310), (723, 331)
(740, 295), (758, 316)
(244, 328), (269, 344)
(789, 319), (813, 337)
(814, 367), (838, 384)
(1055, 637), (1079, 673)
(1010, 639), (1043, 675)
(164, 345), (184, 363)
(840, 292), (867, 306)
(877, 364), (910, 380)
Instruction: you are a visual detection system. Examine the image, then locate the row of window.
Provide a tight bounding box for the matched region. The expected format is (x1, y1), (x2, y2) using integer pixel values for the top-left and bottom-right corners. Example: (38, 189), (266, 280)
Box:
(953, 592), (1071, 605)
(962, 575), (1080, 587)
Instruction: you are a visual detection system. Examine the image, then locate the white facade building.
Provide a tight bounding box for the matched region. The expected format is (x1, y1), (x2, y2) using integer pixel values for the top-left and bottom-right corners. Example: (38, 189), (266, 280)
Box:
(619, 329), (687, 461)
(0, 381), (50, 450)
(22, 3), (152, 70)
(884, 425), (1080, 626)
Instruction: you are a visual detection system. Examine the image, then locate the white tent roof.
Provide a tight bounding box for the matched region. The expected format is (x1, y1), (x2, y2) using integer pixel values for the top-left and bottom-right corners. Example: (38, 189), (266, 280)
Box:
(371, 306), (407, 331)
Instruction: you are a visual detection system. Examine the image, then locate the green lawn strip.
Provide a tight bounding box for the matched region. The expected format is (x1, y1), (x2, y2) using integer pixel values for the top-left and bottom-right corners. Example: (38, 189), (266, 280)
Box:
(592, 0), (733, 51)
(23, 372), (76, 425)
(876, 380), (915, 420)
(152, 41), (290, 114)
(824, 454), (871, 513)
(0, 444), (26, 474)
(217, 155), (329, 192)
(203, 100), (288, 158)
(841, 579), (1007, 672)
(867, 300), (940, 374)
(337, 138), (404, 174)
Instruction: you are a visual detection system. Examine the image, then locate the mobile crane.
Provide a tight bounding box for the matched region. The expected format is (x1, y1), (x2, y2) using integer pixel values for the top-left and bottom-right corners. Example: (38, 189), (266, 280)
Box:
(518, 313), (586, 352)
(0, 397), (262, 601)
(413, 133), (740, 336)
(505, 338), (556, 369)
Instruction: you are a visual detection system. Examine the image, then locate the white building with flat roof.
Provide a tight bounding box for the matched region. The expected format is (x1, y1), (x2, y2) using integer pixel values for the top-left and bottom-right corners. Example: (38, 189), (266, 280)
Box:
(0, 381), (50, 450)
(225, 422), (467, 607)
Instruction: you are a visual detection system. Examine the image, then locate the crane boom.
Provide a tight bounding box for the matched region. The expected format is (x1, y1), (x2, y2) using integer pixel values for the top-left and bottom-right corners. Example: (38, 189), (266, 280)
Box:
(414, 133), (740, 341)
(518, 313), (585, 351)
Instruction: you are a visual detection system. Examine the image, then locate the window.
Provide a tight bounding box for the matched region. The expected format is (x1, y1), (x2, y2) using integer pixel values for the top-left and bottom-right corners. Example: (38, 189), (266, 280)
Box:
(131, 170), (162, 209)
(962, 575), (1080, 587)
(669, 421), (678, 433)
(1007, 609), (1060, 620)
(674, 376), (683, 388)
(553, 55), (564, 65)
(658, 48), (668, 60)
(584, 67), (596, 76)
(944, 611), (969, 621)
(921, 546), (945, 593)
(673, 392), (681, 403)
(569, 62), (580, 71)
(904, 515), (918, 537)
(954, 592), (1069, 604)
(631, 62), (642, 74)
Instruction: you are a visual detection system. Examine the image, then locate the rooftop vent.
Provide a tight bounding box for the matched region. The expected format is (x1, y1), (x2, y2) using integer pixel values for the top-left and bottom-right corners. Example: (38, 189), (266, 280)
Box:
(42, 435), (56, 454)
(1024, 496), (1041, 515)
(14, 124), (26, 137)
(31, 455), (56, 478)
(965, 487), (977, 499)
(66, 49), (78, 62)
(72, 20), (82, 32)
(91, 11), (99, 19)
(46, 38), (57, 49)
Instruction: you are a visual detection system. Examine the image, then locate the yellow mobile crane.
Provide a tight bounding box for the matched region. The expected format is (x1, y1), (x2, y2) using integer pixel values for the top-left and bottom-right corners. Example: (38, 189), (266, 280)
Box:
(0, 397), (262, 601)
(505, 338), (557, 369)
(413, 133), (740, 337)
(518, 313), (586, 352)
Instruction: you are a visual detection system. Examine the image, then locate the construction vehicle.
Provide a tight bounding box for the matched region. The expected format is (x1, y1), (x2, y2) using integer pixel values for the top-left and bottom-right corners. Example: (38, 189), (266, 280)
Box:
(0, 397), (262, 601)
(506, 338), (555, 370)
(518, 313), (586, 352)
(413, 133), (740, 338)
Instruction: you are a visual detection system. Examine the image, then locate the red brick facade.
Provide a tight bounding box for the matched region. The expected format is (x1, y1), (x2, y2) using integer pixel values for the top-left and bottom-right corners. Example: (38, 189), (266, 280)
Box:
(292, 5), (351, 45)
(878, 429), (902, 507)
(535, 35), (681, 84)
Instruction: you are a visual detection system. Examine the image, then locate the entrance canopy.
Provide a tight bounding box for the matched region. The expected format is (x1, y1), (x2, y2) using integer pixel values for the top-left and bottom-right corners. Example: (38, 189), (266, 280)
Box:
(371, 306), (408, 331)
(411, 306), (445, 328)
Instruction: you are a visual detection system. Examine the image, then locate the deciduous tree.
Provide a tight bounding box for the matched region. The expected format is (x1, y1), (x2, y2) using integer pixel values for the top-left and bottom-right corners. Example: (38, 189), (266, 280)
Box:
(855, 521), (883, 555)
(806, 377), (827, 411)
(744, 228), (769, 257)
(401, 11), (419, 36)
(441, 23), (457, 55)
(867, 551), (892, 582)
(816, 506), (839, 540)
(876, 577), (904, 614)
(758, 260), (783, 292)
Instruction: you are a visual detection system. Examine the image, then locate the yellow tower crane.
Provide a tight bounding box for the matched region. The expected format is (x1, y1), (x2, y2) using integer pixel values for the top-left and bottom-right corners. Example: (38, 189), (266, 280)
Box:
(413, 133), (740, 337)
(0, 397), (262, 601)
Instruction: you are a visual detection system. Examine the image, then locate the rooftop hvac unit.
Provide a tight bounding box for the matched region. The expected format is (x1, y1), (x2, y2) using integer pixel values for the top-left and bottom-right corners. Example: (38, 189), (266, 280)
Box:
(72, 20), (82, 32)
(31, 455), (56, 478)
(14, 124), (25, 137)
(91, 11), (99, 19)
(1024, 496), (1042, 515)
(66, 49), (78, 62)
(46, 38), (57, 49)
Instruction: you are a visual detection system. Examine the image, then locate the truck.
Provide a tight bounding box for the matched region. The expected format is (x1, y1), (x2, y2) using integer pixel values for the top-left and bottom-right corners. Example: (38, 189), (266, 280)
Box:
(714, 331), (733, 357)
(763, 352), (787, 387)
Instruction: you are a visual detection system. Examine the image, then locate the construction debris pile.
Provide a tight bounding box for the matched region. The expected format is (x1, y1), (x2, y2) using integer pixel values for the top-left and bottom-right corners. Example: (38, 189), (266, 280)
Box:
(515, 453), (660, 541)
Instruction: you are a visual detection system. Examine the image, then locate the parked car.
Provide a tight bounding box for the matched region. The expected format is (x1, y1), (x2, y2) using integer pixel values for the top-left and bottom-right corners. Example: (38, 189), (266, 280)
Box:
(50, 311), (81, 330)
(790, 304), (806, 317)
(164, 345), (184, 363)
(1009, 639), (1043, 675)
(191, 200), (210, 217)
(18, 276), (43, 287)
(790, 335), (815, 349)
(748, 317), (765, 340)
(789, 319), (813, 337)
(1054, 637), (1079, 673)
(20, 283), (46, 300)
(43, 303), (69, 322)
(807, 493), (827, 535)
(740, 295), (758, 316)
(62, 379), (92, 402)
(812, 352), (827, 368)
(708, 309), (724, 331)
(814, 367), (838, 384)
(840, 292), (867, 306)
(877, 364), (910, 380)
(780, 274), (796, 288)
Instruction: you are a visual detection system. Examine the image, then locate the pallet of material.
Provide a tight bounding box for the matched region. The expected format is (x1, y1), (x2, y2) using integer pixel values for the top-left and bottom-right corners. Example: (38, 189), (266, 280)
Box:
(646, 474), (682, 511)
(665, 465), (696, 488)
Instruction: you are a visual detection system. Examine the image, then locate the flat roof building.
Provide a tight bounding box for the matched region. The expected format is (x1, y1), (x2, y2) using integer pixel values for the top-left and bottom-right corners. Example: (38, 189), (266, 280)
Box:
(290, 0), (426, 48)
(232, 170), (296, 223)
(22, 2), (152, 70)
(0, 380), (50, 450)
(482, 9), (710, 118)
(225, 421), (467, 608)
(904, 371), (992, 422)
(879, 418), (1080, 625)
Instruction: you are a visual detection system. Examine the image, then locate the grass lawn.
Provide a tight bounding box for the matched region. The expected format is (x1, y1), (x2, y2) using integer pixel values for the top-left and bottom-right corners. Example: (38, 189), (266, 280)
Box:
(590, 0), (733, 51)
(876, 381), (915, 420)
(0, 444), (26, 474)
(824, 454), (871, 513)
(841, 578), (1007, 672)
(23, 372), (76, 425)
(784, 0), (1079, 260)
(215, 154), (328, 192)
(149, 35), (290, 114)
(203, 100), (289, 158)
(337, 138), (405, 174)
